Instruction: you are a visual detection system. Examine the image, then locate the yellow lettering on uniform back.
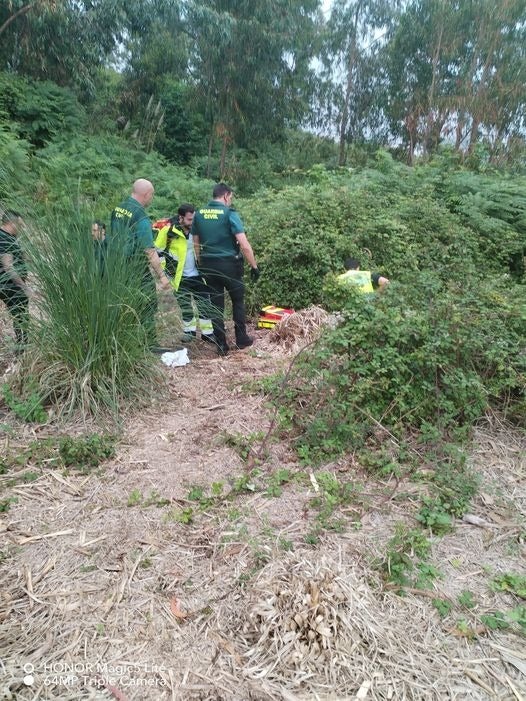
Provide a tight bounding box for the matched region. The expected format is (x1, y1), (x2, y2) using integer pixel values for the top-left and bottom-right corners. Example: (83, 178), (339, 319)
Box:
(113, 207), (133, 219)
(199, 208), (224, 215)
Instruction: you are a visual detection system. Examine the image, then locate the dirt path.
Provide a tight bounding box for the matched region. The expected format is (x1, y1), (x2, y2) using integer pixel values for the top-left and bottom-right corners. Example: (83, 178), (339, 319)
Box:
(1, 324), (525, 700)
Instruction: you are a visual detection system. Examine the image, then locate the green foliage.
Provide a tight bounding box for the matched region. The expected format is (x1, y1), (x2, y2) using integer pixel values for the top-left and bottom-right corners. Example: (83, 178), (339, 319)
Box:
(0, 1), (149, 92)
(245, 172), (485, 313)
(307, 471), (361, 533)
(416, 498), (453, 535)
(492, 573), (526, 599)
(506, 606), (526, 632)
(265, 468), (292, 497)
(164, 507), (194, 524)
(59, 434), (116, 470)
(2, 0), (526, 170)
(433, 598), (453, 618)
(266, 271), (525, 463)
(2, 382), (47, 423)
(480, 612), (509, 631)
(127, 489), (142, 507)
(0, 124), (32, 204)
(156, 81), (208, 165)
(245, 160), (526, 312)
(0, 72), (85, 147)
(442, 170), (526, 279)
(31, 134), (212, 215)
(0, 435), (115, 484)
(1, 438), (60, 471)
(480, 607), (526, 633)
(416, 449), (478, 534)
(21, 210), (165, 420)
(126, 489), (169, 508)
(356, 447), (404, 478)
(382, 0), (526, 164)
(458, 590), (477, 609)
(185, 0), (320, 153)
(221, 431), (264, 463)
(0, 497), (18, 513)
(381, 525), (433, 588)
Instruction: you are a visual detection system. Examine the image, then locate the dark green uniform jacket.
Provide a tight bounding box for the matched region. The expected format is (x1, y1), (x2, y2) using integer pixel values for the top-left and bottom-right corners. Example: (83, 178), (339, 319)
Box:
(191, 201), (244, 258)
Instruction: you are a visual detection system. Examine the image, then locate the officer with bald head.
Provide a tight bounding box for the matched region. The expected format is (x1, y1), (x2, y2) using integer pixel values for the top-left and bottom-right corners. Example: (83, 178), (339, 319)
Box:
(110, 178), (171, 350)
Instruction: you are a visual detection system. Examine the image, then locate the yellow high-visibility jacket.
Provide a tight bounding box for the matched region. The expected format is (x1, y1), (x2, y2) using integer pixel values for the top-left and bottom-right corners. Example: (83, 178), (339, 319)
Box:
(337, 269), (374, 294)
(154, 224), (187, 292)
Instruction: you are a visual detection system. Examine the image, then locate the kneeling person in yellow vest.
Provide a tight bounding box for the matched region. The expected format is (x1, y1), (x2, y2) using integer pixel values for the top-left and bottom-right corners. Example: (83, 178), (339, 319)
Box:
(154, 204), (216, 344)
(338, 257), (390, 293)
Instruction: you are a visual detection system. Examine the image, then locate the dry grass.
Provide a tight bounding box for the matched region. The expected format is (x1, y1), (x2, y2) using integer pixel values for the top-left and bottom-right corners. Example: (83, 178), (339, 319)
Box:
(1, 322), (525, 701)
(268, 306), (338, 354)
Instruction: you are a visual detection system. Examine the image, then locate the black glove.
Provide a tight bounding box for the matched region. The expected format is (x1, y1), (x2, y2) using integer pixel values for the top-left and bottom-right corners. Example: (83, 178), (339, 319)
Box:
(250, 266), (261, 282)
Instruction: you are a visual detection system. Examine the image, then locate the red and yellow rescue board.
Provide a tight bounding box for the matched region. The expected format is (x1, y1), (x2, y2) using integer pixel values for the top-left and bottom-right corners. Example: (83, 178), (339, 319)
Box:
(257, 305), (295, 329)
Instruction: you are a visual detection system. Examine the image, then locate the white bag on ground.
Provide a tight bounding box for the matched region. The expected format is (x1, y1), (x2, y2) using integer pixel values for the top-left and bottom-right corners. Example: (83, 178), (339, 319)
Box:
(161, 348), (190, 367)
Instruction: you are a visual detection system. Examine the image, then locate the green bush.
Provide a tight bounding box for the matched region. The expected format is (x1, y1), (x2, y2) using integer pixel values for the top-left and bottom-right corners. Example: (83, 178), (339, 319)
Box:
(1, 382), (47, 423)
(0, 125), (33, 205)
(243, 173), (491, 314)
(267, 273), (525, 463)
(59, 434), (116, 469)
(440, 170), (526, 279)
(156, 80), (208, 165)
(32, 134), (212, 217)
(0, 72), (85, 147)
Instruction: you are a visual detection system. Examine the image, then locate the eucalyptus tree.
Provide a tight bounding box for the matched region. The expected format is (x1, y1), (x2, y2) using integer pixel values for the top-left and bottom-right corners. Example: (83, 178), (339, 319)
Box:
(383, 0), (526, 163)
(319, 0), (399, 165)
(0, 0), (153, 93)
(0, 0), (56, 39)
(120, 0), (189, 102)
(383, 0), (465, 162)
(184, 0), (323, 176)
(457, 0), (526, 157)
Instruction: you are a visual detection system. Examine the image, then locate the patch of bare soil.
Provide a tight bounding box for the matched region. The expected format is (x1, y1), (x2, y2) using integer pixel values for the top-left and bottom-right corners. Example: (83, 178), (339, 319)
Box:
(0, 319), (525, 700)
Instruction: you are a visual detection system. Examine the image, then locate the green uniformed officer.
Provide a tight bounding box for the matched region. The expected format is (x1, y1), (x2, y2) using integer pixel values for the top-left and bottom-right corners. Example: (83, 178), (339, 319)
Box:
(192, 183), (260, 356)
(110, 179), (171, 349)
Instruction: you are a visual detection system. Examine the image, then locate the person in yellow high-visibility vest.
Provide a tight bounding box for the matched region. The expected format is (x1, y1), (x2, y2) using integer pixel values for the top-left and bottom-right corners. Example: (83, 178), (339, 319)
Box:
(337, 257), (390, 293)
(154, 204), (216, 345)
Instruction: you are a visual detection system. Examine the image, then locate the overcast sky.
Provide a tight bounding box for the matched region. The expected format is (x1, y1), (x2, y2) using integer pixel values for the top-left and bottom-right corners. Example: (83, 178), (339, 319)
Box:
(322, 0), (333, 17)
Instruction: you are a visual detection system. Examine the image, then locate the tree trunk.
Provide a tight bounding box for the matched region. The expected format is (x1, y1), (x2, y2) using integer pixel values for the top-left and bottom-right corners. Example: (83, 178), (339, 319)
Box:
(424, 7), (445, 157)
(219, 135), (228, 180)
(206, 129), (214, 179)
(338, 2), (362, 166)
(455, 113), (466, 151)
(467, 116), (480, 154)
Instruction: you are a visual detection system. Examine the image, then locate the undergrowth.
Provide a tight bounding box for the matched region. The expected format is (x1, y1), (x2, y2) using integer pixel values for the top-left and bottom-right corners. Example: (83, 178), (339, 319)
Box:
(1, 433), (116, 487)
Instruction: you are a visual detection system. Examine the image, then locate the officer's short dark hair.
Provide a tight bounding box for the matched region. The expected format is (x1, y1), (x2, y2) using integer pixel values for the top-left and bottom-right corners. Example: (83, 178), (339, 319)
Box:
(344, 257), (360, 270)
(1, 210), (22, 225)
(212, 183), (233, 199)
(178, 203), (195, 218)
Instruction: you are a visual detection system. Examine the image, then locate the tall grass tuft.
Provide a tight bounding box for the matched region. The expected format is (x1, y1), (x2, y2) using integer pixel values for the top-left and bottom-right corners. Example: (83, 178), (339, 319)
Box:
(22, 210), (162, 421)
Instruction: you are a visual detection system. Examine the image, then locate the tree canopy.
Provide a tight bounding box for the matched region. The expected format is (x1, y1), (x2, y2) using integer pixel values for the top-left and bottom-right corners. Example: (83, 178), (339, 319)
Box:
(0, 0), (524, 167)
